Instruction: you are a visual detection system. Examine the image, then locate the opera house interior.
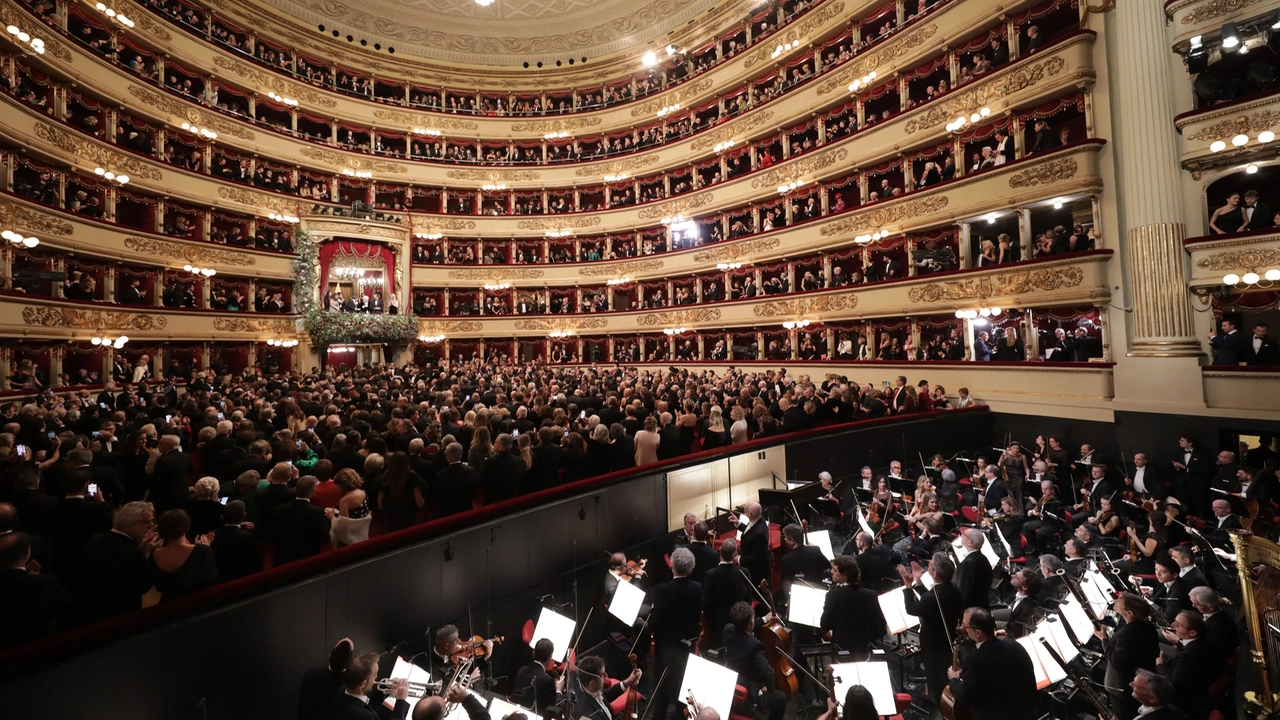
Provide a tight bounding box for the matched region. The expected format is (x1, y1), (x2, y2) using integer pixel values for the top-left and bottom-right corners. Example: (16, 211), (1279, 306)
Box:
(2, 0), (1280, 718)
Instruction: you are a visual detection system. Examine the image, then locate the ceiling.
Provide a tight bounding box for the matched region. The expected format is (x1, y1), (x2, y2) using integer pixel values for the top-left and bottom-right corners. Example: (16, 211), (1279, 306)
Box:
(259, 0), (731, 67)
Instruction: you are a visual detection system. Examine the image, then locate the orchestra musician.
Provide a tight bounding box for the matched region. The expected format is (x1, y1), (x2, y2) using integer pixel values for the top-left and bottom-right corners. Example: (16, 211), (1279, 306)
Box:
(687, 522), (720, 584)
(1094, 593), (1160, 720)
(898, 554), (963, 702)
(945, 608), (1038, 720)
(892, 494), (943, 557)
(953, 529), (992, 611)
(511, 638), (565, 714)
(1126, 453), (1168, 502)
(1070, 463), (1114, 527)
(1187, 587), (1239, 664)
(647, 547), (702, 720)
(977, 465), (1008, 514)
(702, 538), (756, 650)
(1036, 556), (1066, 604)
(728, 502), (769, 587)
(723, 601), (787, 720)
(429, 625), (492, 686)
(331, 654), (410, 720)
(573, 655), (642, 720)
(1158, 611), (1223, 720)
(1020, 480), (1066, 556)
(993, 569), (1042, 638)
(904, 516), (946, 562)
(1205, 499), (1243, 549)
(413, 681), (492, 720)
(779, 524), (830, 604)
(1148, 557), (1195, 618)
(1062, 539), (1089, 578)
(1168, 546), (1208, 590)
(820, 555), (887, 661)
(992, 496), (1025, 552)
(851, 532), (901, 591)
(997, 442), (1031, 493)
(674, 513), (698, 548)
(1130, 670), (1179, 720)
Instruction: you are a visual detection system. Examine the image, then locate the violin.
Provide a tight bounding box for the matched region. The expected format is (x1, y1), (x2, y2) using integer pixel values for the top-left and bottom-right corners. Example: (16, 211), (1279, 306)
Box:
(867, 499), (881, 525)
(622, 653), (641, 720)
(448, 634), (504, 664)
(618, 558), (648, 581)
(684, 692), (704, 719)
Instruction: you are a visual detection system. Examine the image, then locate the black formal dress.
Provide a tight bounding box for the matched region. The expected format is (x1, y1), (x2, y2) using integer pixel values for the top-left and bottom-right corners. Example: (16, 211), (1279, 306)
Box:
(149, 449), (192, 514)
(820, 583), (887, 660)
(80, 530), (151, 619)
(946, 637), (1039, 720)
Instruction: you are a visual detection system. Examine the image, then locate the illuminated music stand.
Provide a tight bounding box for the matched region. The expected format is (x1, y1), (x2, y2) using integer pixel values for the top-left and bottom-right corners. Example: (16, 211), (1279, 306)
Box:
(828, 662), (897, 715)
(877, 588), (920, 635)
(529, 606), (576, 663)
(489, 697), (538, 720)
(609, 578), (646, 627)
(805, 530), (837, 560)
(788, 583), (828, 628)
(677, 653), (738, 720)
(382, 656), (431, 710)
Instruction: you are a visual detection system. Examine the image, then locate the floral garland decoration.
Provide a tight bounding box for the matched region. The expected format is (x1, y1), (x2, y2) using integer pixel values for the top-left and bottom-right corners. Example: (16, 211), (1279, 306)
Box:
(294, 229), (418, 346)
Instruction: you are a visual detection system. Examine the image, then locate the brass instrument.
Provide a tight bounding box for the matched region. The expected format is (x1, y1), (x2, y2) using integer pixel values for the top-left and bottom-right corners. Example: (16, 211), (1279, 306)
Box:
(375, 678), (441, 696)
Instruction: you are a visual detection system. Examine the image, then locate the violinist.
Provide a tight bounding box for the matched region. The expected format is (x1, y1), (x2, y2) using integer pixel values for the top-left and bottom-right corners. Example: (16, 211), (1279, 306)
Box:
(687, 523), (720, 584)
(429, 625), (492, 685)
(817, 471), (856, 540)
(856, 466), (874, 492)
(724, 601), (787, 720)
(851, 532), (901, 591)
(1020, 479), (1065, 556)
(976, 465), (1008, 514)
(606, 553), (650, 598)
(511, 639), (564, 714)
(1026, 460), (1055, 496)
(1070, 463), (1115, 527)
(1115, 510), (1168, 575)
(1128, 453), (1168, 502)
(992, 496), (1024, 551)
(930, 455), (959, 512)
(648, 548), (702, 719)
(821, 555), (887, 662)
(1084, 494), (1122, 538)
(898, 554), (963, 703)
(892, 493), (943, 557)
(702, 538), (756, 650)
(904, 516), (946, 562)
(573, 655), (641, 720)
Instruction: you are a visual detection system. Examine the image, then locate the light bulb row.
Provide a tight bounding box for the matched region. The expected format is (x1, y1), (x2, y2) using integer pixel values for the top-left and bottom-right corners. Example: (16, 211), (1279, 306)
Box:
(268, 212), (300, 224)
(1223, 269), (1280, 285)
(179, 121), (217, 140)
(549, 330), (575, 339)
(955, 307), (1003, 321)
(946, 107), (992, 132)
(2, 229), (39, 247)
(1208, 130), (1274, 153)
(853, 230), (887, 244)
(656, 103), (681, 118)
(93, 167), (129, 184)
(545, 229), (573, 238)
(603, 173), (628, 182)
(412, 127), (442, 137)
(5, 24), (46, 54)
(777, 178), (805, 194)
(771, 39), (802, 60)
(342, 168), (373, 179)
(415, 231), (443, 240)
(266, 339), (299, 347)
(847, 71), (878, 93)
(183, 264), (217, 277)
(606, 277), (632, 286)
(713, 139), (737, 153)
(662, 327), (688, 336)
(481, 183), (507, 192)
(483, 283), (511, 291)
(418, 334), (445, 343)
(90, 336), (129, 348)
(544, 131), (570, 140)
(782, 319), (812, 329)
(716, 262), (743, 270)
(267, 91), (298, 107)
(93, 3), (135, 27)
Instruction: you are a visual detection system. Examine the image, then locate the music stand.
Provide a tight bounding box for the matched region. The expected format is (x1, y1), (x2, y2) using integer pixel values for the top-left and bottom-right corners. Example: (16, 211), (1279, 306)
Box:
(1057, 598), (1096, 648)
(489, 697), (538, 720)
(609, 578), (646, 626)
(678, 653), (738, 720)
(877, 589), (920, 635)
(529, 606), (576, 663)
(759, 483), (827, 516)
(828, 662), (897, 715)
(805, 530), (837, 560)
(788, 584), (828, 628)
(1039, 616), (1079, 663)
(382, 656), (432, 710)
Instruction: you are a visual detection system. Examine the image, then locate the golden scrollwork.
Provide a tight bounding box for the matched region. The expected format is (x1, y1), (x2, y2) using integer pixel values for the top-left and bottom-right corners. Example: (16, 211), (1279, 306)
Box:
(515, 216), (602, 230)
(420, 320), (485, 333)
(21, 306), (169, 331)
(298, 147), (408, 174)
(513, 317), (610, 331)
(631, 79), (715, 117)
(819, 196), (951, 237)
(907, 266), (1086, 302)
(212, 56), (337, 108)
(753, 293), (857, 317)
(129, 2), (172, 41)
(816, 25), (939, 96)
(690, 111), (776, 153)
(304, 220), (408, 240)
(742, 1), (846, 69)
(445, 169), (543, 182)
(903, 57), (1068, 134)
(1179, 0), (1262, 24)
(446, 268), (546, 280)
(1007, 158), (1079, 188)
(122, 237), (258, 266)
(0, 0), (72, 61)
(212, 317), (299, 333)
(577, 259), (665, 277)
(750, 148), (848, 189)
(635, 308), (722, 327)
(417, 218), (478, 232)
(371, 109), (480, 132)
(1194, 248), (1280, 271)
(34, 123), (162, 181)
(574, 153), (664, 178)
(636, 192), (716, 220)
(217, 186), (291, 211)
(1184, 110), (1280, 143)
(0, 197), (74, 237)
(692, 237), (782, 263)
(127, 86), (255, 140)
(509, 117), (602, 133)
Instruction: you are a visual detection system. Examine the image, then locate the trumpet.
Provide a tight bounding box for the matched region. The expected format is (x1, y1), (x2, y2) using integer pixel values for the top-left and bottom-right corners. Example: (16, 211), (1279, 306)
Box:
(374, 677), (441, 696)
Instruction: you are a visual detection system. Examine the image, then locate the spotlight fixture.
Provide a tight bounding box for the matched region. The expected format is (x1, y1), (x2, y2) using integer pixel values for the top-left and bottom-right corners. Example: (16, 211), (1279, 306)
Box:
(267, 91), (298, 107)
(93, 3), (135, 27)
(90, 335), (129, 348)
(266, 339), (300, 347)
(1052, 198), (1064, 210)
(2, 229), (39, 247)
(183, 264), (217, 277)
(1190, 35), (1203, 49)
(1246, 163), (1259, 174)
(985, 212), (999, 224)
(179, 122), (217, 140)
(641, 51), (658, 67)
(342, 168), (373, 179)
(1221, 22), (1240, 49)
(5, 23), (46, 54)
(93, 167), (129, 185)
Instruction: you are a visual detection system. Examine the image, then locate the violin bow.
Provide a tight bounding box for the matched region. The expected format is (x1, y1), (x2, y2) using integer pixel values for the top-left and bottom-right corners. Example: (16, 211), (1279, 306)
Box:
(627, 615), (650, 657)
(636, 668), (669, 720)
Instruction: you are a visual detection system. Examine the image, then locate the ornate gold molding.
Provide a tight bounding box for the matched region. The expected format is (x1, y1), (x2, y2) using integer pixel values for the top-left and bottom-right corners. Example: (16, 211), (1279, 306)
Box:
(217, 186), (293, 211)
(0, 0), (71, 61)
(127, 0), (172, 41)
(127, 86), (255, 141)
(692, 237), (781, 263)
(574, 153), (664, 178)
(1194, 248), (1280, 271)
(513, 317), (609, 331)
(750, 148), (848, 189)
(635, 308), (721, 326)
(415, 218), (479, 232)
(631, 79), (715, 117)
(304, 220), (408, 240)
(212, 56), (337, 108)
(446, 268), (546, 280)
(577, 258), (665, 277)
(370, 109), (479, 132)
(122, 237), (258, 266)
(298, 147), (408, 174)
(690, 111), (776, 153)
(21, 306), (168, 331)
(907, 266), (1085, 302)
(515, 216), (602, 230)
(636, 192), (716, 220)
(753, 293), (858, 317)
(1180, 0), (1262, 24)
(1007, 158), (1078, 188)
(34, 123), (162, 181)
(816, 24), (939, 96)
(444, 169), (543, 182)
(819, 196), (951, 237)
(1184, 110), (1280, 142)
(742, 0), (846, 69)
(0, 198), (74, 237)
(421, 320), (485, 333)
(904, 57), (1068, 134)
(212, 317), (299, 333)
(509, 117), (602, 133)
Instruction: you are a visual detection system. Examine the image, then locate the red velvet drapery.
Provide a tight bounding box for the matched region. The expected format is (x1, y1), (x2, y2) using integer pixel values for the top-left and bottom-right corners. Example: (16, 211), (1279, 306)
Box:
(320, 240), (396, 300)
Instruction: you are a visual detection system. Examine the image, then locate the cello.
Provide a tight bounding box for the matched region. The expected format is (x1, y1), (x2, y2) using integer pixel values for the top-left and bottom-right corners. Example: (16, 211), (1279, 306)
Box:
(754, 580), (800, 699)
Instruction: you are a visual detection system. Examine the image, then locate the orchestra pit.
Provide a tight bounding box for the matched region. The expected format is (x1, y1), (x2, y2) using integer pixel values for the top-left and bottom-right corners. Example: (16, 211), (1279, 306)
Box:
(3, 0), (1280, 719)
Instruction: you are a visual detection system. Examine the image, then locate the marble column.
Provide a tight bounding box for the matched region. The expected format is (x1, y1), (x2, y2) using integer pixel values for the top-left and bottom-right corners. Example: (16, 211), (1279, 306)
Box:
(1113, 0), (1200, 358)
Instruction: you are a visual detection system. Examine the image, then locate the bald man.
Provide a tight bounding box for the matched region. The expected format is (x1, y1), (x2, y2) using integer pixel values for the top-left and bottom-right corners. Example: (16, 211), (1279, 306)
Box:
(729, 502), (769, 587)
(413, 682), (490, 720)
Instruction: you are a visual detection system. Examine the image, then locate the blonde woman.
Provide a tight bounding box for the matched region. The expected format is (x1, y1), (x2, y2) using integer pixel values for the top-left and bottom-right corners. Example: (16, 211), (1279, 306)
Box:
(978, 238), (998, 266)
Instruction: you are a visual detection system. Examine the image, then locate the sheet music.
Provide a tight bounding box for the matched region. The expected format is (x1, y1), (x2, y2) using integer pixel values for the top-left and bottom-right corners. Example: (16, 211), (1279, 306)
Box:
(1078, 571), (1112, 618)
(950, 536), (1000, 569)
(806, 530), (836, 560)
(1058, 597), (1096, 648)
(1017, 636), (1051, 689)
(678, 653), (738, 720)
(383, 656), (432, 710)
(856, 507), (875, 536)
(1042, 616), (1079, 663)
(609, 577), (646, 626)
(788, 584), (828, 628)
(877, 588), (920, 634)
(530, 607), (576, 663)
(1029, 624), (1068, 685)
(829, 662), (897, 715)
(489, 697), (537, 720)
(919, 571), (936, 590)
(993, 525), (1015, 560)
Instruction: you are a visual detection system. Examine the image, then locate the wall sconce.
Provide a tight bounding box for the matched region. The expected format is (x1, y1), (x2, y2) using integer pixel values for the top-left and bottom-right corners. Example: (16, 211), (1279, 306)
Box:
(91, 335), (129, 348)
(94, 167), (129, 185)
(2, 229), (39, 247)
(782, 319), (811, 329)
(183, 264), (216, 277)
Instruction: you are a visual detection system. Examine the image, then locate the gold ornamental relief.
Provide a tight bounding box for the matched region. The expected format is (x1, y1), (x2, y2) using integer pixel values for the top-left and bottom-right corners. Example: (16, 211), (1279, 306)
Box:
(1180, 0), (1263, 24)
(1184, 110), (1280, 143)
(34, 123), (163, 181)
(445, 169), (543, 182)
(574, 153), (664, 178)
(515, 216), (602, 230)
(753, 293), (857, 318)
(903, 57), (1068, 134)
(513, 317), (610, 331)
(127, 86), (255, 141)
(130, 4), (172, 41)
(22, 306), (169, 331)
(509, 117), (603, 133)
(123, 237), (258, 266)
(0, 0), (72, 61)
(0, 198), (74, 237)
(1007, 158), (1078, 188)
(635, 308), (722, 327)
(418, 218), (478, 232)
(212, 56), (337, 108)
(578, 259), (665, 277)
(692, 237), (782, 263)
(907, 266), (1086, 303)
(819, 196), (950, 237)
(212, 317), (299, 333)
(816, 25), (938, 96)
(371, 109), (480, 132)
(750, 148), (848, 189)
(636, 192), (716, 220)
(1195, 248), (1280, 271)
(303, 220), (407, 240)
(298, 147), (408, 174)
(690, 111), (776, 153)
(421, 320), (485, 333)
(742, 0), (846, 70)
(446, 268), (546, 281)
(631, 79), (715, 118)
(218, 186), (291, 211)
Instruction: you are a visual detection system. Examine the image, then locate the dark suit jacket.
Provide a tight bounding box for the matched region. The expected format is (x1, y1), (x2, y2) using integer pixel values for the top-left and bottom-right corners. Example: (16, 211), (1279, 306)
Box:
(1206, 514), (1243, 548)
(212, 524), (264, 581)
(737, 521), (770, 588)
(149, 450), (192, 513)
(0, 568), (73, 649)
(902, 581), (963, 651)
(779, 545), (830, 602)
(947, 637), (1039, 720)
(511, 662), (560, 713)
(525, 443), (563, 493)
(50, 497), (113, 587)
(1006, 593), (1040, 638)
(575, 680), (625, 720)
(657, 425), (681, 460)
(80, 530), (152, 620)
(1164, 638), (1223, 720)
(270, 499), (330, 566)
(1245, 334), (1280, 365)
(1245, 200), (1273, 230)
(297, 665), (344, 720)
(1103, 618), (1160, 690)
(328, 692), (408, 720)
(1152, 577), (1196, 618)
(724, 623), (775, 700)
(480, 451), (525, 504)
(821, 584), (887, 657)
(955, 551), (993, 610)
(1209, 330), (1246, 365)
(702, 564), (755, 649)
(688, 541), (720, 584)
(433, 462), (478, 516)
(1204, 609), (1239, 663)
(649, 576), (703, 649)
(855, 545), (902, 589)
(254, 483), (296, 538)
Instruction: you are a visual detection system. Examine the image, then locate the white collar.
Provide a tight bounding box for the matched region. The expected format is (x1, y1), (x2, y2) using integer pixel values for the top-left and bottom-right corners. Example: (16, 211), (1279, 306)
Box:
(1179, 565), (1193, 577)
(1137, 705), (1160, 716)
(345, 691), (369, 704)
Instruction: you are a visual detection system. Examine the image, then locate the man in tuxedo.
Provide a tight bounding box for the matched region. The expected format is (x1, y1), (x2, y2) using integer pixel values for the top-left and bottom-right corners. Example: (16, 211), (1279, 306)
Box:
(899, 553), (964, 702)
(701, 538), (754, 650)
(851, 531), (901, 590)
(647, 547), (702, 720)
(254, 463), (297, 539)
(1130, 670), (1180, 720)
(1245, 322), (1279, 365)
(946, 608), (1038, 720)
(330, 653), (409, 720)
(979, 465), (1008, 513)
(997, 569), (1042, 638)
(49, 469), (113, 592)
(415, 679), (492, 720)
(821, 555), (887, 661)
(889, 375), (909, 414)
(525, 428), (564, 494)
(573, 654), (641, 720)
(1205, 499), (1242, 549)
(729, 502), (770, 586)
(211, 500), (262, 581)
(1071, 328), (1103, 362)
(1128, 453), (1168, 501)
(907, 516), (947, 562)
(433, 443), (478, 516)
(1037, 556), (1065, 604)
(1096, 593), (1160, 720)
(270, 477), (330, 566)
(1208, 319), (1245, 365)
(687, 521), (720, 584)
(1168, 546), (1208, 590)
(480, 434), (525, 504)
(0, 532), (74, 649)
(1243, 190), (1272, 230)
(778, 523), (829, 603)
(79, 501), (157, 620)
(511, 638), (565, 713)
(298, 638), (354, 720)
(1189, 586), (1239, 664)
(147, 434), (191, 514)
(954, 528), (992, 611)
(1075, 463), (1114, 520)
(1173, 434), (1215, 520)
(724, 601), (786, 720)
(1210, 451), (1240, 494)
(1151, 557), (1195, 619)
(657, 413), (681, 460)
(1159, 611), (1223, 720)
